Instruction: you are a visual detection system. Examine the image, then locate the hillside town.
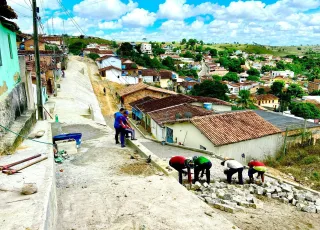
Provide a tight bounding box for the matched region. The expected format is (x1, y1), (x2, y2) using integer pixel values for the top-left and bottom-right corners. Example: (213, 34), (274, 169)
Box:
(1, 0), (320, 230)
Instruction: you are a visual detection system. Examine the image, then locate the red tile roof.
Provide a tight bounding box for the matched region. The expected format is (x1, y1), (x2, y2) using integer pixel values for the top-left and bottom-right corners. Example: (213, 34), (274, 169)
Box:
(140, 69), (159, 76)
(252, 94), (279, 101)
(136, 94), (195, 113)
(117, 82), (177, 97)
(98, 66), (122, 72)
(159, 70), (172, 79)
(129, 96), (156, 109)
(148, 104), (213, 127)
(96, 54), (118, 61)
(191, 111), (281, 146)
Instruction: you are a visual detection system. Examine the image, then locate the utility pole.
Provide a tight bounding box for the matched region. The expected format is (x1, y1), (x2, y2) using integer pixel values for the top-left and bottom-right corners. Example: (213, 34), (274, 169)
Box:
(32, 0), (44, 120)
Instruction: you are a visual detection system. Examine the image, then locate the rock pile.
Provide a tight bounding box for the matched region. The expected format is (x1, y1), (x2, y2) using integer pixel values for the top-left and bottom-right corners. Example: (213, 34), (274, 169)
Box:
(189, 180), (320, 214)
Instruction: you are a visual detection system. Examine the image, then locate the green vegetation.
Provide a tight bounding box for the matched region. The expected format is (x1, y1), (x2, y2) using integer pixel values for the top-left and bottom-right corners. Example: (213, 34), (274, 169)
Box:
(68, 41), (86, 55)
(87, 53), (100, 61)
(289, 102), (320, 119)
(222, 72), (239, 82)
(190, 80), (229, 101)
(45, 44), (59, 51)
(66, 37), (112, 47)
(265, 144), (320, 191)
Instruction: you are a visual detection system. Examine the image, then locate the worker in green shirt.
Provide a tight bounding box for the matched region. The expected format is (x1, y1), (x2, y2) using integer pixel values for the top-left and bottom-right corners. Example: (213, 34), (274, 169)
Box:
(193, 156), (212, 183)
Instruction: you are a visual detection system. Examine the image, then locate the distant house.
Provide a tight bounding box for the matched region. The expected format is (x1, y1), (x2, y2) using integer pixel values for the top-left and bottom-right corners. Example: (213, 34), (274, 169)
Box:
(251, 94), (279, 110)
(96, 56), (120, 69)
(116, 82), (177, 109)
(84, 48), (115, 57)
(129, 96), (155, 121)
(159, 70), (176, 89)
(122, 62), (139, 77)
(209, 66), (229, 76)
(140, 43), (152, 54)
(40, 36), (63, 47)
(19, 38), (46, 51)
(148, 104), (213, 141)
(271, 70), (294, 78)
(139, 69), (160, 84)
(308, 79), (320, 93)
(165, 111), (282, 161)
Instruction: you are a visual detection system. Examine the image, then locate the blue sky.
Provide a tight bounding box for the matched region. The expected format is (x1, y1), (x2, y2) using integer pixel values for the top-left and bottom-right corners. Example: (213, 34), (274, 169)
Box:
(7, 0), (320, 45)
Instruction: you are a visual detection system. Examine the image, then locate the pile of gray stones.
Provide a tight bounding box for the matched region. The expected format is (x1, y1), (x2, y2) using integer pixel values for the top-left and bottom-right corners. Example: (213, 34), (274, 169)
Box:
(188, 179), (320, 214)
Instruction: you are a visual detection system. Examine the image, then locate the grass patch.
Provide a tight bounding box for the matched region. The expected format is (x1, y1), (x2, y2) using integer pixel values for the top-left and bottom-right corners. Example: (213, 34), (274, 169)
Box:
(265, 143), (320, 191)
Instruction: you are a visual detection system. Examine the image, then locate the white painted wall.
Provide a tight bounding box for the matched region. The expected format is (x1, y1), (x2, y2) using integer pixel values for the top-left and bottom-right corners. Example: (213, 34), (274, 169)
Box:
(271, 70), (294, 78)
(151, 119), (165, 141)
(190, 102), (232, 112)
(103, 69), (138, 84)
(143, 76), (154, 83)
(165, 122), (283, 162)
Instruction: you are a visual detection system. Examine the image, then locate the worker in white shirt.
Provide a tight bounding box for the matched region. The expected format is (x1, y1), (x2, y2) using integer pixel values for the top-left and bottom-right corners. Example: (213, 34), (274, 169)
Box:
(221, 158), (244, 184)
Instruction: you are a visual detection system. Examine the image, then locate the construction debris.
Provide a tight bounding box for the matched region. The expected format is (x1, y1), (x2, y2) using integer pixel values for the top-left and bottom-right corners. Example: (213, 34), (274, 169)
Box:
(21, 183), (38, 195)
(189, 180), (320, 214)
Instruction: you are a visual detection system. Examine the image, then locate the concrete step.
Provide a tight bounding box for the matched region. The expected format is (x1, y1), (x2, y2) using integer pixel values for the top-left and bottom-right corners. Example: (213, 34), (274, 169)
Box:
(0, 110), (36, 155)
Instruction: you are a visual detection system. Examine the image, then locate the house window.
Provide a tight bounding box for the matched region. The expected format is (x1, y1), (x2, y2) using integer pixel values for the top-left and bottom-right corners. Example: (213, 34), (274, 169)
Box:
(8, 34), (13, 59)
(0, 47), (2, 66)
(272, 100), (274, 103)
(200, 145), (207, 150)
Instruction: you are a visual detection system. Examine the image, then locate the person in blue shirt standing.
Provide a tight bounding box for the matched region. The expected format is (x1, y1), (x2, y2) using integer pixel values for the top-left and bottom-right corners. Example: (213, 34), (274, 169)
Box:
(114, 108), (125, 144)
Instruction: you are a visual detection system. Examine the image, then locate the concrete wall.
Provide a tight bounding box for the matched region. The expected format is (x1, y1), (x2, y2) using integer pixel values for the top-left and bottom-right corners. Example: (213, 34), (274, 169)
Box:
(103, 69), (138, 84)
(97, 57), (120, 69)
(0, 22), (20, 97)
(122, 89), (172, 110)
(166, 122), (283, 162)
(0, 82), (28, 133)
(190, 102), (232, 112)
(18, 56), (35, 109)
(150, 119), (165, 141)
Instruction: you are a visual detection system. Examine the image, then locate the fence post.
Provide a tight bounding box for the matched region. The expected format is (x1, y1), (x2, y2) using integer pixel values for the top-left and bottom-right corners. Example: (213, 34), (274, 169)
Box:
(283, 127), (288, 156)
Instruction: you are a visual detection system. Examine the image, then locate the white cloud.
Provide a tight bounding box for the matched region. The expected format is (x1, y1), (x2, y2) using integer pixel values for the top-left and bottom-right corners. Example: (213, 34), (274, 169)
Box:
(95, 30), (104, 36)
(73, 0), (138, 20)
(157, 0), (220, 20)
(121, 8), (156, 27)
(98, 21), (122, 29)
(190, 20), (204, 30)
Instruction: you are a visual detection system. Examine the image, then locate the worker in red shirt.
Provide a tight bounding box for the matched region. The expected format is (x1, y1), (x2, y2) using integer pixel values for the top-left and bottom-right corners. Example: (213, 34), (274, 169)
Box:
(248, 160), (267, 183)
(169, 156), (194, 184)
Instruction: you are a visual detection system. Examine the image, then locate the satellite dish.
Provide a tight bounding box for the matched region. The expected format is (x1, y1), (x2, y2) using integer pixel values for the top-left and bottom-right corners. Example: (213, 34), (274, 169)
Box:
(175, 113), (182, 119)
(184, 112), (192, 118)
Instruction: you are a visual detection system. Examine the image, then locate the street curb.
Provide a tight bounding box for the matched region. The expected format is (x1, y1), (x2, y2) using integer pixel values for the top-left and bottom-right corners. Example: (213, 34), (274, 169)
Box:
(126, 139), (173, 176)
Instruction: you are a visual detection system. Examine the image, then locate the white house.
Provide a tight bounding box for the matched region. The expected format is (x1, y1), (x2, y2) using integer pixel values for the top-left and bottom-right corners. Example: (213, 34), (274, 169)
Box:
(141, 43), (152, 54)
(148, 104), (213, 142)
(164, 111), (282, 162)
(139, 69), (160, 84)
(271, 70), (294, 78)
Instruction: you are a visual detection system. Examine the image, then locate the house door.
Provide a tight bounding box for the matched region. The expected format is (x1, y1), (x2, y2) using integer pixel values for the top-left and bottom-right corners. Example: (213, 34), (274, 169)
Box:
(166, 127), (174, 143)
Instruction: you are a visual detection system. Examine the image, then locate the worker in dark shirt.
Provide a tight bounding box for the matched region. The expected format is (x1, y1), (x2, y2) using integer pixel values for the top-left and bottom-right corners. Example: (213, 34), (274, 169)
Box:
(169, 156), (194, 184)
(193, 156), (212, 183)
(114, 108), (125, 145)
(248, 160), (267, 183)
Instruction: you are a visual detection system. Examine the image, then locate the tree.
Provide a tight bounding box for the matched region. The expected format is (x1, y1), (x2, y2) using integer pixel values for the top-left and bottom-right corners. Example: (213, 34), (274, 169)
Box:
(209, 48), (218, 57)
(162, 57), (175, 71)
(257, 88), (266, 95)
(183, 51), (195, 59)
(212, 75), (222, 81)
(118, 42), (134, 56)
(69, 41), (86, 55)
(199, 40), (204, 45)
(261, 65), (273, 73)
(287, 83), (304, 98)
(310, 90), (320, 95)
(271, 81), (285, 97)
(195, 54), (203, 62)
(276, 61), (285, 70)
(181, 38), (187, 45)
(290, 102), (320, 119)
(222, 72), (239, 82)
(237, 90), (253, 108)
(190, 80), (229, 101)
(247, 68), (260, 76)
(247, 75), (260, 82)
(87, 53), (100, 61)
(111, 41), (118, 48)
(172, 41), (176, 44)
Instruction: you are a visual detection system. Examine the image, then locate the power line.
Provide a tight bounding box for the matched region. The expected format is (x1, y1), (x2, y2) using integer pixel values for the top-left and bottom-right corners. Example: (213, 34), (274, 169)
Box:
(10, 0), (32, 10)
(56, 0), (86, 36)
(23, 0), (32, 9)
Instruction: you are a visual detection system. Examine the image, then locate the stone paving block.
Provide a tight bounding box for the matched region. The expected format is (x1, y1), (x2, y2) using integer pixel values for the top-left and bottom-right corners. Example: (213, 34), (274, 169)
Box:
(302, 205), (317, 213)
